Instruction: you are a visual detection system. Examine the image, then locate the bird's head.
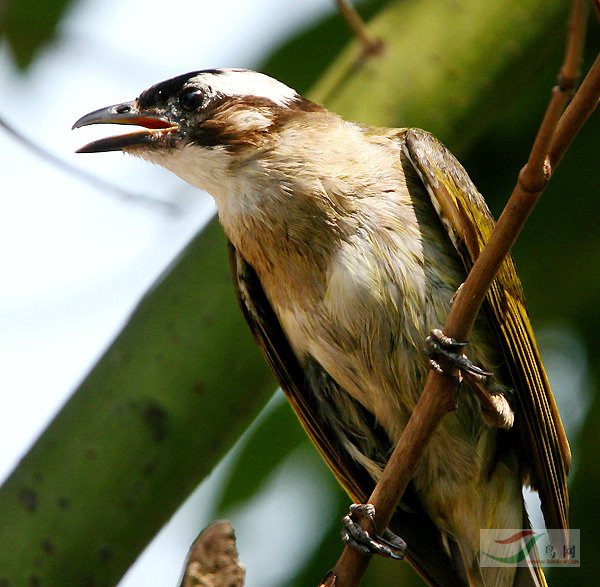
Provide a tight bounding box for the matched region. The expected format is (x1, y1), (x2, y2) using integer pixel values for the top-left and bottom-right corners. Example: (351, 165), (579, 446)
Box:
(73, 68), (325, 195)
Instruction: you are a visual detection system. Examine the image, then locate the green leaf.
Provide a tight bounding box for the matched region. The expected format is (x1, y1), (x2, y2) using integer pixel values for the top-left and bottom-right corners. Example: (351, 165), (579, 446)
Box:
(1, 0), (75, 69)
(0, 221), (276, 586)
(310, 0), (567, 150)
(215, 396), (306, 515)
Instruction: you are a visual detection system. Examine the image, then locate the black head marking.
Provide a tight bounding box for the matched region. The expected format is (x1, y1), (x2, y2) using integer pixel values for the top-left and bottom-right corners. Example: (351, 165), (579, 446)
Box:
(137, 68), (246, 109)
(138, 71), (202, 109)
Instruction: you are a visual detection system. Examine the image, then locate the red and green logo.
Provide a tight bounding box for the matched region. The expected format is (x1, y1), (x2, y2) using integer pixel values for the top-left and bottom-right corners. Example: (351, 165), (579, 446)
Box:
(482, 530), (544, 564)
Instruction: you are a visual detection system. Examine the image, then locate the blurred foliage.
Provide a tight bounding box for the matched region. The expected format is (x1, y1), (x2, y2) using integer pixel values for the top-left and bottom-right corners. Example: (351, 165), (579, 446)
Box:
(557, 387), (600, 586)
(0, 0), (75, 68)
(262, 0), (390, 95)
(0, 0), (598, 586)
(214, 397), (306, 514)
(0, 220), (278, 587)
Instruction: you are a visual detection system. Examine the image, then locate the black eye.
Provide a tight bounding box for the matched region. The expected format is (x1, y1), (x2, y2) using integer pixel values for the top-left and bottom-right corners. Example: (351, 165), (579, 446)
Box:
(179, 89), (204, 112)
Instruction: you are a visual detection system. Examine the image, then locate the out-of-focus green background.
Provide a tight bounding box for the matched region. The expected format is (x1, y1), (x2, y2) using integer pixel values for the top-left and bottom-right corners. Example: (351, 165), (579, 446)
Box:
(0, 0), (597, 585)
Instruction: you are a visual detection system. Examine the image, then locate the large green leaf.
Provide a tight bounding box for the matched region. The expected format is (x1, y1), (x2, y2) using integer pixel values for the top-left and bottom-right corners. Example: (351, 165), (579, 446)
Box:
(0, 221), (276, 585)
(1, 0), (75, 68)
(214, 397), (306, 515)
(310, 0), (567, 149)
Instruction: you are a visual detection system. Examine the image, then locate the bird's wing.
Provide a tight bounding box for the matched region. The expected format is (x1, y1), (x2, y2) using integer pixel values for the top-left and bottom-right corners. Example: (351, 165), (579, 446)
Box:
(228, 242), (467, 587)
(402, 128), (571, 535)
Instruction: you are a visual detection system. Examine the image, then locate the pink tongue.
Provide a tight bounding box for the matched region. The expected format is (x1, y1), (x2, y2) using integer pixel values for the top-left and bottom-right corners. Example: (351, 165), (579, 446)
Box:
(130, 116), (173, 129)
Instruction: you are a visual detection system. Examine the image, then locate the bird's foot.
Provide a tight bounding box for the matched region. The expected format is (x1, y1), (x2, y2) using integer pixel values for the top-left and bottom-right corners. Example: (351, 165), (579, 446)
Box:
(341, 503), (406, 560)
(426, 329), (514, 429)
(426, 328), (492, 382)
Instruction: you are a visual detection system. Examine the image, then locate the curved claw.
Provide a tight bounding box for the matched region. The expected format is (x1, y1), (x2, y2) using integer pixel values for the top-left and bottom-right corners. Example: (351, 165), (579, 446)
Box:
(426, 329), (514, 428)
(426, 329), (492, 381)
(341, 503), (406, 560)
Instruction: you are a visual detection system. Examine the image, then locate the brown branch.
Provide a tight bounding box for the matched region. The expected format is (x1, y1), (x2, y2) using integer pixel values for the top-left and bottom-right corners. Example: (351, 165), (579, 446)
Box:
(320, 371), (456, 587)
(560, 0), (588, 92)
(322, 1), (596, 585)
(335, 0), (384, 57)
(179, 521), (245, 587)
(549, 51), (600, 169)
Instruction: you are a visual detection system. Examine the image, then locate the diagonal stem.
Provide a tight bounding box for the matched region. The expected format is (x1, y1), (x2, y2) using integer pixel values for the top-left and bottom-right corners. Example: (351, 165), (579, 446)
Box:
(335, 0), (384, 57)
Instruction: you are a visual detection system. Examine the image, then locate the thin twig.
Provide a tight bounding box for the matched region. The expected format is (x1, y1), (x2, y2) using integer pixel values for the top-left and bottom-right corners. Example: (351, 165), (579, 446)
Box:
(560, 0), (588, 91)
(320, 371), (456, 587)
(0, 115), (176, 212)
(335, 0), (384, 57)
(520, 0), (588, 191)
(549, 51), (600, 169)
(323, 1), (595, 585)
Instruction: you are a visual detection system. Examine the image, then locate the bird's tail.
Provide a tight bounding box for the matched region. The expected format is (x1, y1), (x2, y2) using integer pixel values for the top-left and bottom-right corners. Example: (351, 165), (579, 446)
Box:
(475, 507), (547, 587)
(447, 449), (549, 587)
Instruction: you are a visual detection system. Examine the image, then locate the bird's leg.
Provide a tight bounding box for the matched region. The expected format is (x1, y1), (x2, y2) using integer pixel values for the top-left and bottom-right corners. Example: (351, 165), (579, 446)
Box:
(468, 378), (515, 429)
(426, 329), (514, 429)
(341, 503), (406, 560)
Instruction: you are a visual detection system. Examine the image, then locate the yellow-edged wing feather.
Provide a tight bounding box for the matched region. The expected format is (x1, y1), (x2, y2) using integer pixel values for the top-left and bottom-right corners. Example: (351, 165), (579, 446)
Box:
(403, 128), (571, 535)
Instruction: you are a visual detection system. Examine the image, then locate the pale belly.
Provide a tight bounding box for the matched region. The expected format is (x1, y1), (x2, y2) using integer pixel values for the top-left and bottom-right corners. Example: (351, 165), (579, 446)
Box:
(266, 231), (518, 556)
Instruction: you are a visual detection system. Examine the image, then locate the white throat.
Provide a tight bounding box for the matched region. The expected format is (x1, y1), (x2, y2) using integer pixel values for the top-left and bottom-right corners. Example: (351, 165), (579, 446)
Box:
(136, 144), (274, 234)
(139, 145), (234, 198)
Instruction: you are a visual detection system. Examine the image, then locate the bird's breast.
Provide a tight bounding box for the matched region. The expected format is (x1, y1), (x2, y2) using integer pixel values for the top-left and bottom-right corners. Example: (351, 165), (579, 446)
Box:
(262, 210), (455, 436)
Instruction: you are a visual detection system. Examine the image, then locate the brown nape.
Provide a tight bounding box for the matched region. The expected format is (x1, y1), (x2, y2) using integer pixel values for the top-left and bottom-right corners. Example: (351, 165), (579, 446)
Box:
(189, 95), (327, 151)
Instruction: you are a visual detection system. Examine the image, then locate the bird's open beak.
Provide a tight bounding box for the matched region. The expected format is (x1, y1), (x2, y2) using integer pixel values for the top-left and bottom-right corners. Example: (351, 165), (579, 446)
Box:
(72, 101), (178, 153)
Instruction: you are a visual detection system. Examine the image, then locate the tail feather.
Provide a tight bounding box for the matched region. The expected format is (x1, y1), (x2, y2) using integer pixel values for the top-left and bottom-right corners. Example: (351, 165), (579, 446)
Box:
(476, 509), (547, 587)
(450, 454), (549, 587)
(512, 511), (547, 587)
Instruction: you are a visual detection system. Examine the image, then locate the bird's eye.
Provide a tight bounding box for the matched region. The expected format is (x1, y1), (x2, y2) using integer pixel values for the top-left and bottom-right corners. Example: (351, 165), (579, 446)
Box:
(179, 89), (204, 112)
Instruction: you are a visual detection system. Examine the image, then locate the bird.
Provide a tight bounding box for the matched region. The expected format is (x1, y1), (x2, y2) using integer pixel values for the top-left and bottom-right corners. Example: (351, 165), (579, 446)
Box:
(73, 68), (570, 586)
